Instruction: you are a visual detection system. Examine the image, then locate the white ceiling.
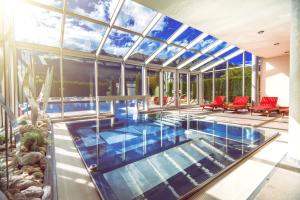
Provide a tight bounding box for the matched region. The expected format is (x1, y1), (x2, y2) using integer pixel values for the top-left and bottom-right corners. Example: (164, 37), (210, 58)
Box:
(134, 0), (290, 58)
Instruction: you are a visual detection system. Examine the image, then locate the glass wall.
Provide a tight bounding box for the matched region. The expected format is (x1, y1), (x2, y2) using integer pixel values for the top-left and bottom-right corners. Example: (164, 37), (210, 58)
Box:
(203, 72), (212, 102)
(98, 61), (121, 96)
(63, 57), (96, 113)
(125, 64), (142, 96)
(190, 74), (198, 104)
(215, 70), (226, 97)
(179, 73), (187, 105)
(147, 69), (160, 108)
(17, 49), (61, 113)
(163, 71), (175, 106)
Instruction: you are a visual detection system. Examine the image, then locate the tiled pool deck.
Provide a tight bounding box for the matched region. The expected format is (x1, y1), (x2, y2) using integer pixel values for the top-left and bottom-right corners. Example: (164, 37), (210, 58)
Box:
(52, 108), (296, 200)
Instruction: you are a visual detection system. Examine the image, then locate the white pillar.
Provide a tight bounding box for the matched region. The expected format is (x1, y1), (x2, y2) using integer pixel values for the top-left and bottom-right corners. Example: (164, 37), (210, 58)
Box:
(121, 63), (125, 96)
(198, 73), (203, 104)
(212, 68), (215, 100)
(142, 66), (148, 111)
(242, 52), (245, 96)
(159, 70), (163, 107)
(226, 61), (229, 103)
(288, 0), (300, 160)
(187, 73), (190, 105)
(251, 55), (259, 104)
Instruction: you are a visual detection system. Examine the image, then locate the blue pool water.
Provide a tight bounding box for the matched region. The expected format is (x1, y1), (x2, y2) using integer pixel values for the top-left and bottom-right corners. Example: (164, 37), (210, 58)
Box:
(46, 100), (138, 114)
(66, 114), (277, 200)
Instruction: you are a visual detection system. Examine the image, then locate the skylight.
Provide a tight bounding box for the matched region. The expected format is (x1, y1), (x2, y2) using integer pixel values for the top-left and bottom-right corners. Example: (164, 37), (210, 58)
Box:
(171, 51), (197, 67)
(67, 0), (119, 23)
(151, 45), (182, 65)
(191, 35), (218, 52)
(64, 16), (107, 53)
(147, 16), (182, 41)
(15, 3), (62, 47)
(205, 42), (228, 55)
(32, 0), (63, 9)
(101, 28), (139, 58)
(128, 38), (161, 62)
(172, 27), (202, 47)
(115, 0), (157, 33)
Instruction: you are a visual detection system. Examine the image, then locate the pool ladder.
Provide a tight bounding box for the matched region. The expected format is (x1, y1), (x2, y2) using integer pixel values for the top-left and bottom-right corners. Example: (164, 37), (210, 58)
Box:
(160, 94), (184, 117)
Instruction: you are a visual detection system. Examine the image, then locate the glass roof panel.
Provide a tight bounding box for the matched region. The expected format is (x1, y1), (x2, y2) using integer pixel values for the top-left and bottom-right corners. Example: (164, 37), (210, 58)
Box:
(218, 47), (239, 58)
(32, 0), (63, 9)
(151, 45), (182, 65)
(229, 53), (243, 66)
(115, 0), (157, 33)
(245, 51), (252, 65)
(15, 3), (62, 47)
(101, 28), (139, 58)
(64, 16), (107, 53)
(67, 0), (119, 23)
(172, 27), (202, 47)
(171, 51), (196, 67)
(128, 38), (161, 62)
(191, 35), (217, 51)
(147, 16), (182, 41)
(197, 57), (221, 71)
(185, 54), (210, 69)
(205, 42), (228, 55)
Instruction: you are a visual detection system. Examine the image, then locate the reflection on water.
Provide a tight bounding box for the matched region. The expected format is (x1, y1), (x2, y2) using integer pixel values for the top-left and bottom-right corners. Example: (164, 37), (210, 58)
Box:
(66, 114), (277, 200)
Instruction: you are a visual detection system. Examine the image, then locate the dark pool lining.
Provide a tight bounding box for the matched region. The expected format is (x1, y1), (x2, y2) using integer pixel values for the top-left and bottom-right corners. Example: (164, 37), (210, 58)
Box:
(65, 115), (279, 200)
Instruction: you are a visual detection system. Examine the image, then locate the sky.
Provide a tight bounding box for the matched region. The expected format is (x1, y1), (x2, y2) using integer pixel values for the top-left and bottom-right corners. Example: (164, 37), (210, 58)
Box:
(14, 0), (247, 68)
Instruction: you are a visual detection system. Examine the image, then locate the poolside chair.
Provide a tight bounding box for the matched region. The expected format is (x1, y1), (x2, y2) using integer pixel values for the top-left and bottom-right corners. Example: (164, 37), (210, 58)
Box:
(249, 97), (278, 117)
(279, 106), (289, 118)
(200, 96), (226, 111)
(223, 96), (249, 112)
(153, 96), (168, 105)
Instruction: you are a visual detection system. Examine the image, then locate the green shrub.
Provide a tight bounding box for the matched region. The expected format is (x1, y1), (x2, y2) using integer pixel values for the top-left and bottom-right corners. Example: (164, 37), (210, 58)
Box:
(0, 133), (5, 145)
(22, 130), (45, 151)
(18, 120), (28, 126)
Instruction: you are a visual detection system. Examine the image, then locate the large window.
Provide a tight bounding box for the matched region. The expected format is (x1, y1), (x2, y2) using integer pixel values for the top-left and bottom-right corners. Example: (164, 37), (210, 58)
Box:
(179, 73), (188, 105)
(203, 72), (212, 102)
(228, 67), (243, 102)
(125, 64), (142, 96)
(17, 49), (61, 113)
(215, 70), (226, 97)
(190, 74), (198, 104)
(63, 57), (96, 113)
(98, 61), (121, 96)
(147, 69), (160, 108)
(163, 71), (175, 106)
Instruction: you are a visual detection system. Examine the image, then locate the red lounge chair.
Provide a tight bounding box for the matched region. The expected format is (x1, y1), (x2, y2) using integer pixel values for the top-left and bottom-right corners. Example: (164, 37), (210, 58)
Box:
(279, 106), (289, 118)
(154, 96), (168, 105)
(250, 97), (278, 117)
(224, 96), (249, 112)
(200, 96), (226, 111)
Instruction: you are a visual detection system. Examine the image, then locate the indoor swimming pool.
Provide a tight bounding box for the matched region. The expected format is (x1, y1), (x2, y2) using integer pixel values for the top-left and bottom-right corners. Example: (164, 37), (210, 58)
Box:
(66, 114), (278, 200)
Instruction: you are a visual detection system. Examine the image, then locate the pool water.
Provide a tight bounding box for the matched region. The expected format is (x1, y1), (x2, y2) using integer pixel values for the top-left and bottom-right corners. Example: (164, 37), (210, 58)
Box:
(66, 114), (277, 200)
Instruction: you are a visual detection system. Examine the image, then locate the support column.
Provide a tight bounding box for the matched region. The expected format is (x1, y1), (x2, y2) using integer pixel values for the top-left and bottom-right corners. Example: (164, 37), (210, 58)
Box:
(251, 55), (259, 104)
(142, 65), (148, 111)
(175, 70), (179, 108)
(121, 62), (125, 96)
(212, 68), (215, 100)
(242, 52), (245, 96)
(289, 0), (300, 160)
(187, 73), (190, 105)
(198, 73), (203, 104)
(226, 61), (229, 103)
(159, 70), (163, 107)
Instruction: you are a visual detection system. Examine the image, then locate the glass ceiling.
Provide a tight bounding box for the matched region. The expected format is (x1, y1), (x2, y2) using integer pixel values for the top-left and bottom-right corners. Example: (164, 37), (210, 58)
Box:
(14, 0), (250, 72)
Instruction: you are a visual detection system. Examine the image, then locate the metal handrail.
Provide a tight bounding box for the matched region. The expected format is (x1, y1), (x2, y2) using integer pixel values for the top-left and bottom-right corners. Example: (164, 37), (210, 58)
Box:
(160, 94), (185, 116)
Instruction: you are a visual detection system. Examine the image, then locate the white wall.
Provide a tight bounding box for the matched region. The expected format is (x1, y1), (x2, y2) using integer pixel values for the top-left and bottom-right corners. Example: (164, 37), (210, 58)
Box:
(261, 55), (290, 106)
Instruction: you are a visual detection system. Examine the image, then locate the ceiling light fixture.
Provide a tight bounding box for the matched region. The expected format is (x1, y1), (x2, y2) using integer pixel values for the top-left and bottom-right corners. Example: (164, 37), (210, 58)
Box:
(274, 42), (280, 46)
(284, 51), (289, 54)
(258, 30), (264, 34)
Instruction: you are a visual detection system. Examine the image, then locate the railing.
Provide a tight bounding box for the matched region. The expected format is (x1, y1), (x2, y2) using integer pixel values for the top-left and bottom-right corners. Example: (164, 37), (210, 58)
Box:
(161, 94), (185, 116)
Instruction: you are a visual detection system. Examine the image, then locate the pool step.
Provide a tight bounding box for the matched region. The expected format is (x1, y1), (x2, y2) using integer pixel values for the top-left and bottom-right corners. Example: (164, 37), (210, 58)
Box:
(103, 139), (225, 200)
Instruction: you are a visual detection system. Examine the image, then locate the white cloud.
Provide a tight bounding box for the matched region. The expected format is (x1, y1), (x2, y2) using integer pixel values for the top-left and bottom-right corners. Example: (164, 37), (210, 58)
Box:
(115, 0), (157, 33)
(15, 3), (61, 47)
(63, 16), (106, 52)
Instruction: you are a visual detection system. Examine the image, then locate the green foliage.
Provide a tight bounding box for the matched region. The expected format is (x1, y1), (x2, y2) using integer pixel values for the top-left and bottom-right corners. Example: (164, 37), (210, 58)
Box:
(22, 130), (45, 152)
(148, 76), (159, 96)
(191, 81), (197, 99)
(0, 133), (5, 145)
(135, 74), (142, 95)
(18, 120), (28, 126)
(166, 82), (173, 97)
(203, 67), (252, 103)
